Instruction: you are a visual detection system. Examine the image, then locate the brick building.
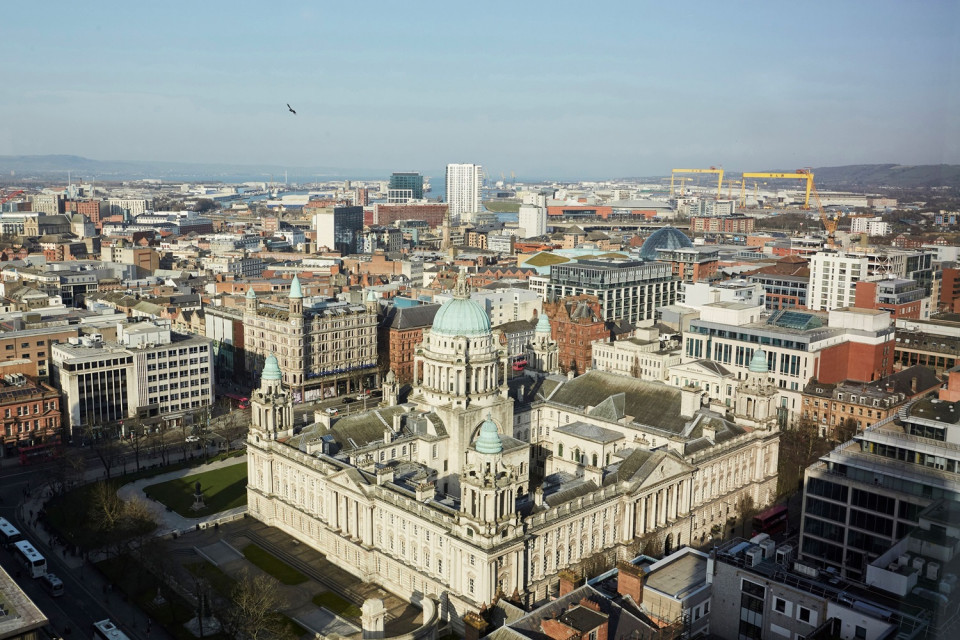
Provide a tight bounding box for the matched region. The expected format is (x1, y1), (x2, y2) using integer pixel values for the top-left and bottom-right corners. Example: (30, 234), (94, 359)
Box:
(801, 365), (941, 440)
(744, 255), (810, 310)
(854, 278), (926, 320)
(546, 295), (608, 375)
(941, 265), (960, 313)
(0, 374), (62, 459)
(377, 303), (441, 385)
(0, 326), (80, 378)
(373, 202), (447, 228)
(689, 214), (755, 234)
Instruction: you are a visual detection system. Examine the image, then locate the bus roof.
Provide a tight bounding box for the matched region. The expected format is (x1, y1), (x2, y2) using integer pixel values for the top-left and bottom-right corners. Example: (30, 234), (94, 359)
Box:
(14, 540), (43, 560)
(0, 517), (19, 534)
(755, 504), (788, 519)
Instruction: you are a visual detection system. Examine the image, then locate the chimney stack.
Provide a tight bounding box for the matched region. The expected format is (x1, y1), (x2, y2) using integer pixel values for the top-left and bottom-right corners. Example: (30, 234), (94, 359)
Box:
(616, 562), (645, 604)
(558, 570), (583, 597)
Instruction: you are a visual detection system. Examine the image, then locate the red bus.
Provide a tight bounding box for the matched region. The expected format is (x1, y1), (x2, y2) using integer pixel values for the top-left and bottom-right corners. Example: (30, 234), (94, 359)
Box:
(223, 393), (249, 409)
(752, 504), (789, 537)
(18, 442), (63, 466)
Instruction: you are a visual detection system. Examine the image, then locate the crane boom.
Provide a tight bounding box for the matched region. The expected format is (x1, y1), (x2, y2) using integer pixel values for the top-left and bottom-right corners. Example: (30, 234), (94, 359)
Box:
(741, 171), (813, 208)
(0, 190), (24, 206)
(671, 167), (724, 198)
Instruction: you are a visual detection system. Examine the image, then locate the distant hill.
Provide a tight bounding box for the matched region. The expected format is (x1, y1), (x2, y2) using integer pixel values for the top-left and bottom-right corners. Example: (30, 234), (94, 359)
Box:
(810, 164), (960, 190)
(0, 155), (372, 182)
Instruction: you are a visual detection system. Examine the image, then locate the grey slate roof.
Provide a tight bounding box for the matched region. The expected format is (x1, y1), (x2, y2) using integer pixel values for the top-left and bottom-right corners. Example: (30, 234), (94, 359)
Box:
(546, 371), (690, 433)
(380, 303), (441, 330)
(556, 421), (624, 444)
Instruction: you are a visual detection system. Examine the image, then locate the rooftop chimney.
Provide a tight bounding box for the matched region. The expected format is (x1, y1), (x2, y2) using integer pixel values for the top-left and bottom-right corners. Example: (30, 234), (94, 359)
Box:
(616, 561), (645, 604)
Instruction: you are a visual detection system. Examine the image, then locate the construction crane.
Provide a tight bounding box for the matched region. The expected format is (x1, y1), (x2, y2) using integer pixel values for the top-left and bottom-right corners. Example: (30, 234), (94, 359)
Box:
(671, 167), (724, 198)
(801, 169), (842, 246)
(741, 170), (813, 208)
(663, 176), (691, 196)
(0, 189), (24, 207)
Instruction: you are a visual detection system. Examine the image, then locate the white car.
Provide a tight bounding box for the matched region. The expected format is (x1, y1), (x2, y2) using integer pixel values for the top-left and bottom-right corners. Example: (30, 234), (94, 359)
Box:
(325, 407), (339, 415)
(186, 435), (200, 443)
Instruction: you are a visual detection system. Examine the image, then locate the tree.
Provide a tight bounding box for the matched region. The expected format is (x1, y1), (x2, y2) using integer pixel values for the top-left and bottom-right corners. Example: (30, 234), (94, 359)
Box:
(193, 198), (218, 213)
(836, 417), (858, 444)
(222, 570), (285, 640)
(85, 424), (125, 480)
(777, 417), (832, 496)
(736, 494), (757, 538)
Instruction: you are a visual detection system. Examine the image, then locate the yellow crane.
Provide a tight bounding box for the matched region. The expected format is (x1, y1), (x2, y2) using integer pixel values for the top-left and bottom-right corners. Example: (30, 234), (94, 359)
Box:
(671, 167), (724, 198)
(663, 176), (691, 196)
(741, 170), (814, 208)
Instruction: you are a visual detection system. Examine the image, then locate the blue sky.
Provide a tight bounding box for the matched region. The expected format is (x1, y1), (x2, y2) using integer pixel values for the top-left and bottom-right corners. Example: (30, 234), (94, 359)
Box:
(2, 1), (958, 179)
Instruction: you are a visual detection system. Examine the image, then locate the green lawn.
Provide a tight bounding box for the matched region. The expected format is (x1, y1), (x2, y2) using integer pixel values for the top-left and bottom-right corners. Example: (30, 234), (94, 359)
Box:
(242, 544), (308, 585)
(276, 614), (309, 639)
(483, 200), (521, 213)
(186, 561), (239, 598)
(143, 463), (248, 517)
(313, 591), (362, 618)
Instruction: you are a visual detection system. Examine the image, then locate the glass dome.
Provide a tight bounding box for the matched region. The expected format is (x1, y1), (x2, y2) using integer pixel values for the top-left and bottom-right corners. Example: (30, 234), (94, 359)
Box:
(638, 226), (693, 260)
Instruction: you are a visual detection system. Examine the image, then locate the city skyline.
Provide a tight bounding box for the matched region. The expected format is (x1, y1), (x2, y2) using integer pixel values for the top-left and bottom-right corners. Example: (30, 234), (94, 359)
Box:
(2, 1), (958, 179)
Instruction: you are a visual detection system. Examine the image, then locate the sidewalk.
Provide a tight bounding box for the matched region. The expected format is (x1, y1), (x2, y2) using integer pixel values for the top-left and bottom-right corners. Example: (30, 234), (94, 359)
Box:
(18, 450), (248, 639)
(117, 455), (248, 536)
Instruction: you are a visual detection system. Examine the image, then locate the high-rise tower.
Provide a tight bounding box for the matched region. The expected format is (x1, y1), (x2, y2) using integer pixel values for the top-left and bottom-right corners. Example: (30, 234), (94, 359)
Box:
(445, 163), (483, 224)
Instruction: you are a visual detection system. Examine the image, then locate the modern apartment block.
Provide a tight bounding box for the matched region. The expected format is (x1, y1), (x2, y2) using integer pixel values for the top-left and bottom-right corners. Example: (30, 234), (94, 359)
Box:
(799, 370), (960, 581)
(387, 172), (424, 203)
(446, 163), (483, 223)
(312, 205), (364, 255)
(544, 258), (679, 325)
(809, 250), (935, 311)
(518, 204), (547, 238)
(854, 278), (928, 320)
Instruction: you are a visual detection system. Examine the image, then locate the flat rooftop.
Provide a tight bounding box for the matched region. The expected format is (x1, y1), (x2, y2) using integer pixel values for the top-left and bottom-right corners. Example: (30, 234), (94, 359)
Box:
(645, 551), (707, 600)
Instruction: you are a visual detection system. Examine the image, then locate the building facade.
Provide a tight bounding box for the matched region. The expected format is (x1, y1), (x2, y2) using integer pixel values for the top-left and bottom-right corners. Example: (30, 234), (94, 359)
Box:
(313, 205), (364, 255)
(388, 172), (425, 204)
(446, 164), (483, 224)
(243, 276), (379, 401)
(545, 259), (679, 325)
(246, 273), (780, 630)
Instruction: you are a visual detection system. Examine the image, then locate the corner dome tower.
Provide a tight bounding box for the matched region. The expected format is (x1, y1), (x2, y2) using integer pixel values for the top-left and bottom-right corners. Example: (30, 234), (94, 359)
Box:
(638, 226), (693, 260)
(474, 413), (503, 454)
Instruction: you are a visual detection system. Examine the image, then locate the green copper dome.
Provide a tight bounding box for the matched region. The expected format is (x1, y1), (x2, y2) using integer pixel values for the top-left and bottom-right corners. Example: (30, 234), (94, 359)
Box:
(748, 348), (769, 373)
(535, 313), (551, 333)
(246, 287), (256, 299)
(262, 354), (282, 381)
(289, 274), (303, 299)
(475, 413), (503, 454)
(432, 297), (492, 337)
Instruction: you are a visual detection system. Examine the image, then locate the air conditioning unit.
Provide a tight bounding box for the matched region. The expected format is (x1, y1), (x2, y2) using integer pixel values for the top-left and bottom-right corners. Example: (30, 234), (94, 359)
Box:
(760, 539), (776, 560)
(745, 547), (764, 567)
(898, 555), (910, 567)
(776, 545), (794, 566)
(912, 557), (926, 573)
(927, 562), (941, 581)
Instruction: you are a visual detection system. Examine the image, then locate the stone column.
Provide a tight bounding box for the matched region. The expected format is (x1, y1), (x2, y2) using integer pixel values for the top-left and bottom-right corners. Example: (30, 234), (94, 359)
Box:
(361, 599), (386, 640)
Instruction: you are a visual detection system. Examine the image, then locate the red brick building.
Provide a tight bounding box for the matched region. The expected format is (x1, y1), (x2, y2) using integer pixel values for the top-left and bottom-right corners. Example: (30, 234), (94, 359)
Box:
(0, 374), (62, 459)
(689, 215), (755, 234)
(854, 279), (925, 320)
(941, 266), (960, 313)
(373, 203), (447, 228)
(378, 304), (441, 384)
(546, 295), (608, 375)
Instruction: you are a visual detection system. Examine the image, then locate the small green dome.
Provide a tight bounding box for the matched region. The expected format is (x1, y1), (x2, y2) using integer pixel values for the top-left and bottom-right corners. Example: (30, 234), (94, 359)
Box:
(535, 313), (551, 333)
(366, 290), (377, 301)
(748, 349), (769, 373)
(432, 297), (491, 337)
(246, 288), (256, 299)
(262, 354), (282, 381)
(475, 413), (503, 454)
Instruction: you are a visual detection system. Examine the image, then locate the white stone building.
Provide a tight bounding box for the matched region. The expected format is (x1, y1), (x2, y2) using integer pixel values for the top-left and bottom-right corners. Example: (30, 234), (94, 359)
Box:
(246, 274), (780, 630)
(445, 164), (483, 224)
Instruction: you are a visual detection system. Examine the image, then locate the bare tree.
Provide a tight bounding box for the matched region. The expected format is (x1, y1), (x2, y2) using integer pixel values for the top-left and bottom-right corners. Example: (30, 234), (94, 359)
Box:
(736, 494), (757, 538)
(222, 570), (285, 640)
(85, 424), (125, 480)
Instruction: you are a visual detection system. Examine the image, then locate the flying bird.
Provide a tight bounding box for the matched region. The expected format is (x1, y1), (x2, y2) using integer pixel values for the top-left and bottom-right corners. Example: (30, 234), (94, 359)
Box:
(287, 103), (296, 115)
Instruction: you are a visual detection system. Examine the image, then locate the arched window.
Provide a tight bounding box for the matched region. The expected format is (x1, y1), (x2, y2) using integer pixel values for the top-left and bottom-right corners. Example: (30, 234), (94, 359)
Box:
(592, 453), (598, 467)
(557, 443), (563, 457)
